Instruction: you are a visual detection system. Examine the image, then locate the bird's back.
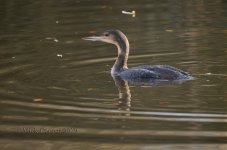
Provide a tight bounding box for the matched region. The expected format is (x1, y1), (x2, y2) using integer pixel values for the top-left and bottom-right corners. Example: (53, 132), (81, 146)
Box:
(119, 65), (192, 81)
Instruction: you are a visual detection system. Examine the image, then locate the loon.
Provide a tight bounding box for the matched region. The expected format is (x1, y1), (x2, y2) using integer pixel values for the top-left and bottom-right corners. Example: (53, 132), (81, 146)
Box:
(83, 29), (192, 81)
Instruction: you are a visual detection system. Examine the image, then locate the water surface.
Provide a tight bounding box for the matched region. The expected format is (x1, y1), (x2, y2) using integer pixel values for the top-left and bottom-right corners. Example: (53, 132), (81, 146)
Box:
(0, 0), (227, 149)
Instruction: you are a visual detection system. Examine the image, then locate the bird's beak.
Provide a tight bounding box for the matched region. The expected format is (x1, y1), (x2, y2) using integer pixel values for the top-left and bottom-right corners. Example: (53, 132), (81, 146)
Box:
(82, 35), (102, 41)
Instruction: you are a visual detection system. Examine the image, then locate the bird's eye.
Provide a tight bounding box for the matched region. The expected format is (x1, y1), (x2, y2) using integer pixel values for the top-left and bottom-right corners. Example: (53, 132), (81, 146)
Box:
(104, 33), (109, 37)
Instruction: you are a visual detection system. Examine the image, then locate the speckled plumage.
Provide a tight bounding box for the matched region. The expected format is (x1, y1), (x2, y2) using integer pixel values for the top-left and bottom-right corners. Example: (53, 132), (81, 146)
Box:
(119, 65), (192, 80)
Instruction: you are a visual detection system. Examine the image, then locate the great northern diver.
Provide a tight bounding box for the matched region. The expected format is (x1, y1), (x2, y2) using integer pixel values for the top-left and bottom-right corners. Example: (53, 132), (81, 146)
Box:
(83, 29), (193, 81)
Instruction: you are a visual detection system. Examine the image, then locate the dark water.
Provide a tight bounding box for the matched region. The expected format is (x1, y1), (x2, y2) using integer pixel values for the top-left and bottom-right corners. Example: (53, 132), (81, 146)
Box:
(0, 0), (227, 149)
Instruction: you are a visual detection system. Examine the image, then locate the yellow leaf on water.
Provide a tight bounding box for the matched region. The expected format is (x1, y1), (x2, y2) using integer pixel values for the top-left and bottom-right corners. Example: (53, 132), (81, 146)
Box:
(122, 10), (136, 17)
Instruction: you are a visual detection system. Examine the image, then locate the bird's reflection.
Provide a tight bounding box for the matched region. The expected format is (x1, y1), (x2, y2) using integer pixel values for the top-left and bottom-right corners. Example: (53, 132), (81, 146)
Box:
(112, 76), (131, 111)
(112, 75), (191, 111)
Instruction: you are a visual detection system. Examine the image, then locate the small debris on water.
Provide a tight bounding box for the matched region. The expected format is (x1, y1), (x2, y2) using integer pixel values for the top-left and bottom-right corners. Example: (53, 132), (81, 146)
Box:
(33, 98), (43, 102)
(12, 57), (15, 59)
(206, 73), (212, 75)
(57, 54), (63, 58)
(122, 10), (136, 17)
(165, 29), (174, 32)
(45, 37), (53, 40)
(45, 37), (59, 42)
(56, 20), (59, 24)
(54, 38), (59, 42)
(87, 88), (96, 91)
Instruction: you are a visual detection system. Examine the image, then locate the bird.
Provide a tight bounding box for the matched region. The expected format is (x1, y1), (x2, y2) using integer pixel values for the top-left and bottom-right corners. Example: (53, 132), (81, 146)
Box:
(83, 29), (193, 81)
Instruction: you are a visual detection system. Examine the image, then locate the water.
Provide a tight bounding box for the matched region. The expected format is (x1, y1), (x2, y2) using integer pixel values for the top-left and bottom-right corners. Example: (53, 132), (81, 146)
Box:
(0, 0), (227, 149)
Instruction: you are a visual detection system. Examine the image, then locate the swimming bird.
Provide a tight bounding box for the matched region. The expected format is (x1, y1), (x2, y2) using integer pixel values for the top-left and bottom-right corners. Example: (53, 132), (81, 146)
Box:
(83, 30), (192, 81)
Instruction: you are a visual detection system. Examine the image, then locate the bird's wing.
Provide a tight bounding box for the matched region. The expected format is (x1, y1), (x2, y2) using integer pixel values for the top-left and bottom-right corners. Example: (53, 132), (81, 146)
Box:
(119, 68), (161, 80)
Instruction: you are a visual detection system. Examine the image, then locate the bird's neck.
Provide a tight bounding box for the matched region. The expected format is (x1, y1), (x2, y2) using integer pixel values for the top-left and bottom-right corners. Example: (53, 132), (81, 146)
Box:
(111, 39), (129, 75)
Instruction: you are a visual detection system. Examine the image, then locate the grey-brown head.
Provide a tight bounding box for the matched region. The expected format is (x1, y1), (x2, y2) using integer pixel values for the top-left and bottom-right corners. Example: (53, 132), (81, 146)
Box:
(83, 30), (130, 74)
(83, 30), (129, 52)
